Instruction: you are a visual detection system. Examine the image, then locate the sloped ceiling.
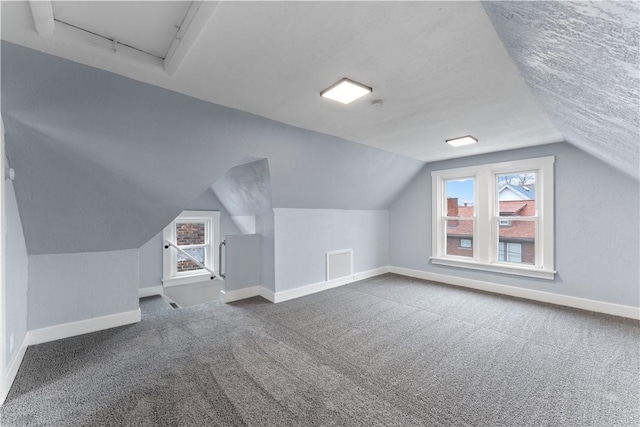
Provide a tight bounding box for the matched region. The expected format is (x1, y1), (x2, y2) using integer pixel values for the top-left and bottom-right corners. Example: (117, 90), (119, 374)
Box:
(1, 1), (562, 163)
(1, 1), (638, 256)
(1, 43), (424, 255)
(483, 1), (639, 180)
(211, 159), (272, 217)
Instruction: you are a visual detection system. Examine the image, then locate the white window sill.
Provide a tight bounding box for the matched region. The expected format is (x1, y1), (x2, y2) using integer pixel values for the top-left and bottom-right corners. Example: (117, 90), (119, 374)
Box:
(430, 257), (555, 280)
(162, 272), (217, 288)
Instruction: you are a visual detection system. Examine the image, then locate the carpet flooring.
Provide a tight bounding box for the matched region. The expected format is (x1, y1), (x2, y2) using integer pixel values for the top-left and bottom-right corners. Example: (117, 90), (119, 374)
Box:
(1, 274), (638, 426)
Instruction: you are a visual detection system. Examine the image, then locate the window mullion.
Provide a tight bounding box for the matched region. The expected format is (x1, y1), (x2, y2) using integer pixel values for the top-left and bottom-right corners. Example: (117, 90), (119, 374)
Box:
(475, 170), (491, 264)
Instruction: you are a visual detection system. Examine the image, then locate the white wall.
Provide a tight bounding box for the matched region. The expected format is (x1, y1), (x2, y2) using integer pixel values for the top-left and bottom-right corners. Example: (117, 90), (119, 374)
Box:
(389, 142), (640, 307)
(28, 249), (139, 330)
(274, 209), (389, 292)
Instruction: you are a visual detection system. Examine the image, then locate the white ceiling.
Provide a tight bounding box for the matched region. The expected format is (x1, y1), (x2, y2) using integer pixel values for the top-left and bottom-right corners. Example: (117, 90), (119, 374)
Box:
(51, 1), (191, 58)
(1, 1), (564, 163)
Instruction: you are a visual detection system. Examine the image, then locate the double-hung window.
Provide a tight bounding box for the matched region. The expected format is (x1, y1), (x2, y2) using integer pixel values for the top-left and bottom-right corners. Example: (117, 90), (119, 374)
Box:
(162, 210), (220, 287)
(431, 156), (555, 279)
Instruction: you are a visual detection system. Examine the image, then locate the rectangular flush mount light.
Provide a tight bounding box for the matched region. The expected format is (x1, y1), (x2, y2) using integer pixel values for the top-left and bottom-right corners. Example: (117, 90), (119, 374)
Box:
(321, 78), (372, 104)
(446, 135), (478, 147)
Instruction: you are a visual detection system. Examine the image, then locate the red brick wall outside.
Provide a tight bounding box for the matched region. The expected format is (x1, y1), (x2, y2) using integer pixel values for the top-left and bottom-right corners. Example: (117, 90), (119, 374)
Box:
(446, 236), (473, 258)
(177, 258), (203, 272)
(518, 241), (535, 264)
(176, 222), (205, 272)
(176, 223), (205, 245)
(445, 198), (535, 263)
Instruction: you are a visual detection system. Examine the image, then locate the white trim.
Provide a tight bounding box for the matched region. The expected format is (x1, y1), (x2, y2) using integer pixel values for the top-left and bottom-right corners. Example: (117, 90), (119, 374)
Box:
(29, 1), (54, 36)
(389, 266), (640, 320)
(163, 211), (220, 286)
(259, 287), (276, 303)
(274, 266), (389, 304)
(430, 257), (555, 280)
(1, 332), (28, 406)
(28, 1), (216, 75)
(325, 248), (353, 281)
(0, 114), (5, 404)
(49, 20), (165, 73)
(431, 156), (555, 279)
(162, 273), (217, 288)
(28, 309), (141, 346)
(164, 1), (219, 76)
(219, 267), (389, 305)
(220, 286), (260, 303)
(138, 286), (164, 299)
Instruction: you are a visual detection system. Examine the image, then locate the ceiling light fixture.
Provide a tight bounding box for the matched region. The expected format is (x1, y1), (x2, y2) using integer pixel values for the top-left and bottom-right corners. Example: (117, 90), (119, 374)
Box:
(446, 135), (478, 147)
(321, 78), (372, 104)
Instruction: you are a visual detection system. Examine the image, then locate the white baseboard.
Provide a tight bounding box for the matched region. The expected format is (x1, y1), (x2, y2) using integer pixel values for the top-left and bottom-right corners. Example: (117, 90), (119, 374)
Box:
(272, 266), (390, 303)
(259, 287), (275, 303)
(221, 286), (261, 303)
(138, 286), (163, 298)
(389, 266), (640, 320)
(219, 267), (389, 305)
(29, 309), (142, 346)
(1, 332), (29, 406)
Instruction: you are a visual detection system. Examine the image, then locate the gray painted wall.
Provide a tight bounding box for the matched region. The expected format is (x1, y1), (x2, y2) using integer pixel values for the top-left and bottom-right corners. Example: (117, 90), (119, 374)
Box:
(212, 158), (272, 235)
(138, 188), (240, 289)
(212, 159), (272, 216)
(28, 249), (139, 330)
(224, 234), (261, 292)
(256, 211), (275, 293)
(389, 142), (640, 307)
(4, 179), (28, 365)
(138, 233), (163, 290)
(1, 42), (424, 255)
(274, 209), (389, 292)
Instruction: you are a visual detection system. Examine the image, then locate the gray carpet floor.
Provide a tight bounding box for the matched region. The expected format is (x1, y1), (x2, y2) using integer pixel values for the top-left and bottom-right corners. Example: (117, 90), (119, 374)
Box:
(1, 274), (638, 426)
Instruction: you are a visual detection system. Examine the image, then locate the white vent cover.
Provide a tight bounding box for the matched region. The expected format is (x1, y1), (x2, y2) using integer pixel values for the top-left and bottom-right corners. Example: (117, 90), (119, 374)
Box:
(326, 249), (353, 281)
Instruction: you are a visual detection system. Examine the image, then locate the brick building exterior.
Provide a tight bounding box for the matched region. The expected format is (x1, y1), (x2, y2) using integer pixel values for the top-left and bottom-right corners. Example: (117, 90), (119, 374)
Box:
(175, 222), (206, 272)
(446, 198), (535, 264)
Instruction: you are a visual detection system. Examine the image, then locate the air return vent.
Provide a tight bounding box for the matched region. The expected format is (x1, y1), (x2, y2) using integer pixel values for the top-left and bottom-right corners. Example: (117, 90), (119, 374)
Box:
(326, 249), (353, 281)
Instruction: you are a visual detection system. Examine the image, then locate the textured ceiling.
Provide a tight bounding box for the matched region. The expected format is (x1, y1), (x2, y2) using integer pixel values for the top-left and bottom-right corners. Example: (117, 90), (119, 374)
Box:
(483, 1), (639, 180)
(1, 1), (561, 163)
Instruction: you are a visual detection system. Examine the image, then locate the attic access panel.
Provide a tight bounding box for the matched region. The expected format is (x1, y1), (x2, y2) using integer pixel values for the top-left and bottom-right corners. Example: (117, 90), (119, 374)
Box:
(51, 1), (191, 59)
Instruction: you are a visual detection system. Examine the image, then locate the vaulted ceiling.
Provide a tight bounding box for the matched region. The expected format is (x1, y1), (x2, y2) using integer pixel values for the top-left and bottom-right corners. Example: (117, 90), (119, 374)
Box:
(3, 1), (566, 163)
(3, 1), (637, 174)
(1, 1), (638, 254)
(483, 1), (639, 180)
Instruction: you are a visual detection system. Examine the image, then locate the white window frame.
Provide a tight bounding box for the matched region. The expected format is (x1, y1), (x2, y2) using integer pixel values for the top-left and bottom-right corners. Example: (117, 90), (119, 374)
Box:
(162, 210), (220, 287)
(431, 156), (555, 280)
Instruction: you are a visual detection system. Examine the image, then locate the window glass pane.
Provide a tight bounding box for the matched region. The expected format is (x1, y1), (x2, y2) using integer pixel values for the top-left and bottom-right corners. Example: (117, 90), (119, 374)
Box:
(177, 248), (205, 272)
(498, 220), (535, 265)
(446, 219), (473, 258)
(176, 222), (205, 245)
(507, 243), (522, 263)
(445, 178), (474, 217)
(497, 173), (536, 218)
